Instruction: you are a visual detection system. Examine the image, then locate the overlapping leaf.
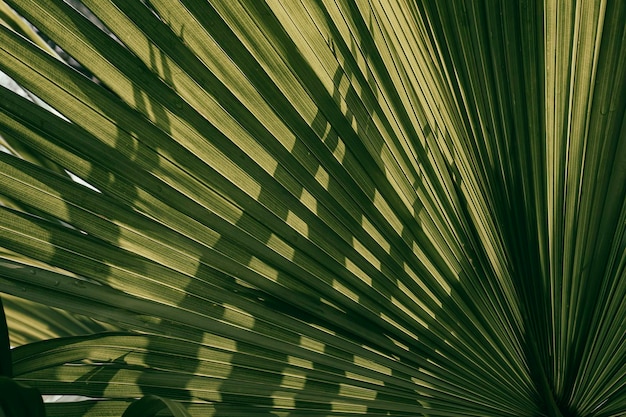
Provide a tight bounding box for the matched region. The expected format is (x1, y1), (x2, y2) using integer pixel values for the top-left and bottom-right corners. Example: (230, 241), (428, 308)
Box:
(0, 1), (624, 416)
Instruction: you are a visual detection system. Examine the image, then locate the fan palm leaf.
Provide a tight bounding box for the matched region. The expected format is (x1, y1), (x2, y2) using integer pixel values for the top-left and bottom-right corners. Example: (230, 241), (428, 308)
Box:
(0, 0), (624, 416)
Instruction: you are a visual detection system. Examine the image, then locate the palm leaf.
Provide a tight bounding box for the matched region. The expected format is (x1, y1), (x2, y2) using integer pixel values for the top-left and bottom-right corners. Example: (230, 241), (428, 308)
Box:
(0, 0), (625, 416)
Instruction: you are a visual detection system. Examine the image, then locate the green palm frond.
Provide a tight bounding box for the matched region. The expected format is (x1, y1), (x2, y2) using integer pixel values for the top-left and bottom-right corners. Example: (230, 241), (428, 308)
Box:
(0, 1), (625, 416)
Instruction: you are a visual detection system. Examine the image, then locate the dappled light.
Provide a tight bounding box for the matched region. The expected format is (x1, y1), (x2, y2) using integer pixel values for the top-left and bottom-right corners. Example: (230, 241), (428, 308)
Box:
(1, 1), (625, 416)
